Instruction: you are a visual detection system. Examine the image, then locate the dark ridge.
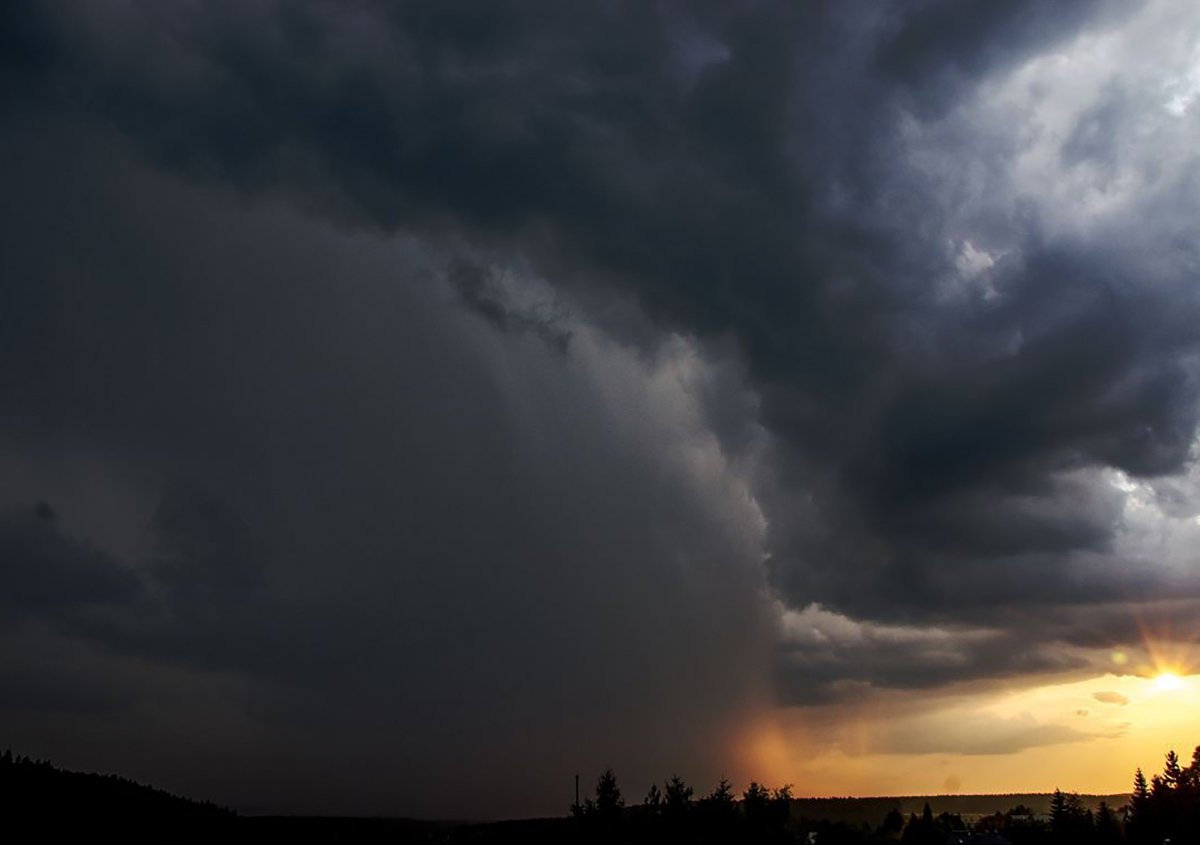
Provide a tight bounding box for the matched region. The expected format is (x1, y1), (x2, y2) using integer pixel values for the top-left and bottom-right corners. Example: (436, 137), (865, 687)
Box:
(240, 815), (462, 842)
(1, 748), (233, 835)
(786, 792), (1132, 822)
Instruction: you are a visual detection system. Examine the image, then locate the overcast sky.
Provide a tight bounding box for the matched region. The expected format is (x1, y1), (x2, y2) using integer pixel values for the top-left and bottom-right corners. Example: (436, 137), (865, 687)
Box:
(3, 0), (1200, 818)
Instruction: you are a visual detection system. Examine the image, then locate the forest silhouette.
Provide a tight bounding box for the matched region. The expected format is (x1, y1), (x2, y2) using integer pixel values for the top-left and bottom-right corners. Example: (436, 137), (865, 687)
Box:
(4, 743), (1199, 843)
(563, 745), (1199, 844)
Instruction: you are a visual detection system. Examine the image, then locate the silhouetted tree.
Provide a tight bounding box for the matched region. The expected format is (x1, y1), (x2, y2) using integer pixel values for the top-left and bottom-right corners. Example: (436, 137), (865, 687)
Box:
(742, 781), (771, 837)
(1095, 800), (1122, 845)
(664, 774), (693, 820)
(769, 785), (792, 832)
(1050, 788), (1091, 843)
(1186, 746), (1200, 839)
(743, 783), (769, 812)
(705, 778), (733, 807)
(1164, 749), (1183, 788)
(643, 782), (662, 814)
(0, 749), (233, 834)
(878, 808), (904, 840)
(901, 803), (943, 845)
(936, 810), (965, 832)
(700, 778), (734, 816)
(1124, 747), (1200, 844)
(593, 768), (623, 825)
(1126, 767), (1151, 844)
(697, 777), (736, 839)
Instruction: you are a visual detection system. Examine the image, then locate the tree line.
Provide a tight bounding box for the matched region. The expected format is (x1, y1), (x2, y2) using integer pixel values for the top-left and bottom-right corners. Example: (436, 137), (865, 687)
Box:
(1, 749), (233, 835)
(6, 743), (1200, 842)
(569, 742), (1200, 843)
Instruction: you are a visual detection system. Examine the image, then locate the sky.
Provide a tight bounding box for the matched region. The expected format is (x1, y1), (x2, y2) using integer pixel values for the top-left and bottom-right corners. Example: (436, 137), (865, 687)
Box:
(2, 0), (1200, 820)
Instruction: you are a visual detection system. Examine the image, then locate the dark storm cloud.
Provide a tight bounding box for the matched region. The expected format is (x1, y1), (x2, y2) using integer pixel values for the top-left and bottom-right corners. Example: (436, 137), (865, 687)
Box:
(448, 258), (572, 352)
(0, 502), (141, 621)
(875, 0), (1133, 114)
(0, 117), (772, 815)
(2, 0), (1200, 801)
(150, 484), (267, 621)
(776, 620), (1089, 705)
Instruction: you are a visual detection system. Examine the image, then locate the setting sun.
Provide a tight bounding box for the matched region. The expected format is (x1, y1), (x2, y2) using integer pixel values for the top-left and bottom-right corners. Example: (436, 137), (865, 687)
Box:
(1152, 672), (1186, 693)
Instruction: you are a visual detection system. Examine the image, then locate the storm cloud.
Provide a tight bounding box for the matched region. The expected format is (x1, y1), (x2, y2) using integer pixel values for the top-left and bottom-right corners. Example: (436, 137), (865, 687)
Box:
(3, 0), (1200, 815)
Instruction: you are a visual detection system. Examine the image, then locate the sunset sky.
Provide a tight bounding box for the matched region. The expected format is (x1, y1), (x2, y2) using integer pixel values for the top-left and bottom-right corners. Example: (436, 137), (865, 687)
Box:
(3, 0), (1200, 819)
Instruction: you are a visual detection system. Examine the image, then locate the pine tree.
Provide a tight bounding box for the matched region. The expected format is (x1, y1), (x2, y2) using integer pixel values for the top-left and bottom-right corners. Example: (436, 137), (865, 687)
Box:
(1095, 801), (1122, 845)
(594, 768), (623, 823)
(1050, 789), (1090, 841)
(708, 778), (733, 804)
(1185, 746), (1200, 793)
(1132, 767), (1150, 807)
(700, 777), (737, 832)
(1164, 749), (1184, 788)
(769, 785), (793, 833)
(704, 778), (734, 814)
(1049, 790), (1068, 836)
(743, 781), (771, 833)
(643, 782), (662, 813)
(879, 807), (904, 839)
(1128, 766), (1156, 845)
(664, 774), (693, 819)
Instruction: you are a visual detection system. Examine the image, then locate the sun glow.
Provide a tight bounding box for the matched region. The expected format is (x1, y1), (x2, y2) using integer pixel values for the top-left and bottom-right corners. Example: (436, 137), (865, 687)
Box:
(764, 666), (1200, 799)
(1152, 671), (1186, 693)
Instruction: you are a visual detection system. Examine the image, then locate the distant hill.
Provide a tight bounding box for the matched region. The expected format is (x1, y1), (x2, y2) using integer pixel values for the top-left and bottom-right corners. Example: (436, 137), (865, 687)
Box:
(0, 750), (234, 834)
(788, 793), (1130, 825)
(0, 750), (457, 841)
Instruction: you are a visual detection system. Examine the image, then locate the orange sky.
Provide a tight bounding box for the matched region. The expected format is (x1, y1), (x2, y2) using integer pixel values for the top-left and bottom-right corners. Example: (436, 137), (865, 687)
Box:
(742, 667), (1200, 798)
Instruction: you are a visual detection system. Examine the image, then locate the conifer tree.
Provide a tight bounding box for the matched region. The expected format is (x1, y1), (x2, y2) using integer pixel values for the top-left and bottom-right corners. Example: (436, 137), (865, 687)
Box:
(664, 774), (693, 820)
(643, 782), (662, 813)
(594, 768), (623, 824)
(1164, 749), (1184, 788)
(1095, 801), (1122, 845)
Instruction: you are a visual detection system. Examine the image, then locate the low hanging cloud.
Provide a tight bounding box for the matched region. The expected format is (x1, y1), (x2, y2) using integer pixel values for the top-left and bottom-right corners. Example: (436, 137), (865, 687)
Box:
(873, 711), (1099, 758)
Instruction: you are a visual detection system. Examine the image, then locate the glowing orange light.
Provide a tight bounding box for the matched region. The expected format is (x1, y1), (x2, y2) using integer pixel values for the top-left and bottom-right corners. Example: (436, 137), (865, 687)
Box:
(1130, 608), (1199, 686)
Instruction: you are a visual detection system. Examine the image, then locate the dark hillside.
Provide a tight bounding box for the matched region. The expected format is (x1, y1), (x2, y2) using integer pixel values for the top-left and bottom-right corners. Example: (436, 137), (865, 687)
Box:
(1, 750), (233, 835)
